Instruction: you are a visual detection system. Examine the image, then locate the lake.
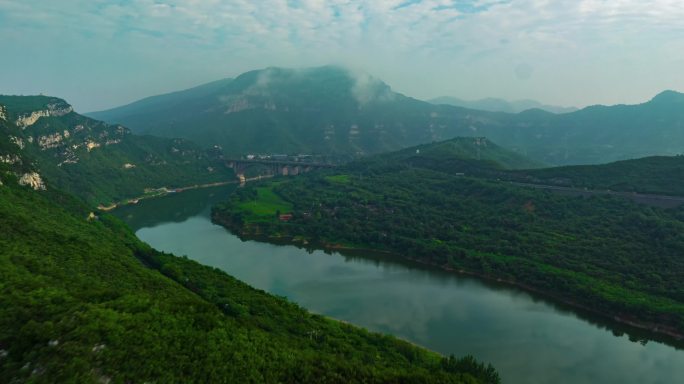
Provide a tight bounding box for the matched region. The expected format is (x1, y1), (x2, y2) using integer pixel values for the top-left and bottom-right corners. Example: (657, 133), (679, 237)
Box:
(114, 185), (684, 384)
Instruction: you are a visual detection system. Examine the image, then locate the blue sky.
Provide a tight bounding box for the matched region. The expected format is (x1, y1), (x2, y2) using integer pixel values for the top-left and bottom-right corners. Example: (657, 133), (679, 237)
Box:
(1, 0), (683, 112)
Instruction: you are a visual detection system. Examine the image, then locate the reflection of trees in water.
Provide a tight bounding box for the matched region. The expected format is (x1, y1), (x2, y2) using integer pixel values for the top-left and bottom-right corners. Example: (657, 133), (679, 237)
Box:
(113, 185), (236, 230)
(234, 230), (684, 351)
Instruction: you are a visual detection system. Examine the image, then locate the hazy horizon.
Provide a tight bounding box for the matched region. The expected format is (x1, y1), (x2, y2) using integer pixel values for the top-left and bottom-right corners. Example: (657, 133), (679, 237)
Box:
(1, 1), (683, 112)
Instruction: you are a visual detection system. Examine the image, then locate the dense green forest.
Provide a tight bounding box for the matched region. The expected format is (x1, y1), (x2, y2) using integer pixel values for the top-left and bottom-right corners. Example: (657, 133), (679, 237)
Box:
(509, 155), (684, 196)
(213, 141), (684, 338)
(352, 138), (684, 197)
(0, 175), (498, 383)
(90, 65), (684, 164)
(1, 96), (233, 205)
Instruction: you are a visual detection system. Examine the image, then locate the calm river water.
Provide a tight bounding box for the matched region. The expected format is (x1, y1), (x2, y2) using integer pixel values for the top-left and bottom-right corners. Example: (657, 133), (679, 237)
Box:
(114, 186), (684, 384)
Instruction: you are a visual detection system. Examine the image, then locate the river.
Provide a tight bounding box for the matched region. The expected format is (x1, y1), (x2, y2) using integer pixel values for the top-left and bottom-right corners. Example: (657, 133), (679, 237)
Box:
(114, 185), (684, 384)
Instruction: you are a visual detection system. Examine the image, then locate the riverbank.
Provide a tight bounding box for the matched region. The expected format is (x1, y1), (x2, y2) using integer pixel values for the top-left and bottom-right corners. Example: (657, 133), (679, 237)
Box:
(212, 213), (684, 345)
(98, 175), (274, 211)
(121, 185), (684, 384)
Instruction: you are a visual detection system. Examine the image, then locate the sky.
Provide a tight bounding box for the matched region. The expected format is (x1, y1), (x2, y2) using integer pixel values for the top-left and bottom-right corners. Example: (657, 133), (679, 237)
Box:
(1, 0), (683, 112)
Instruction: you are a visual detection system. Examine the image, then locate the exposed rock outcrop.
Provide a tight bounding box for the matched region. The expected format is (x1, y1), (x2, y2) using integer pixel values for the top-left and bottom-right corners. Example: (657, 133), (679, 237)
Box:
(38, 132), (67, 150)
(86, 141), (100, 152)
(18, 172), (46, 190)
(0, 154), (21, 165)
(15, 103), (73, 128)
(9, 136), (24, 149)
(0, 105), (6, 121)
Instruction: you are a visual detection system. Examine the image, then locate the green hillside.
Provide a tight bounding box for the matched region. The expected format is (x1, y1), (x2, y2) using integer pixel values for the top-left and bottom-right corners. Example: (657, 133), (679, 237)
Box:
(510, 155), (684, 196)
(213, 139), (684, 339)
(366, 137), (544, 173)
(1, 96), (233, 205)
(0, 176), (498, 383)
(88, 66), (684, 165)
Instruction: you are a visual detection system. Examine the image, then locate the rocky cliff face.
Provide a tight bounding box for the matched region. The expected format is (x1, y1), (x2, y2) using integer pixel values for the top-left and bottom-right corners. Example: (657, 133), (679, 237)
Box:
(15, 102), (73, 128)
(18, 172), (46, 190)
(0, 105), (7, 121)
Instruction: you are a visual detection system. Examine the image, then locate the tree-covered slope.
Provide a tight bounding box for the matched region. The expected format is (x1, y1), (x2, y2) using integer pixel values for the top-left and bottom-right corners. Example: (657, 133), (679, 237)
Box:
(87, 66), (505, 157)
(365, 137), (543, 172)
(0, 177), (498, 383)
(0, 96), (233, 205)
(509, 155), (684, 196)
(88, 66), (684, 165)
(212, 140), (684, 339)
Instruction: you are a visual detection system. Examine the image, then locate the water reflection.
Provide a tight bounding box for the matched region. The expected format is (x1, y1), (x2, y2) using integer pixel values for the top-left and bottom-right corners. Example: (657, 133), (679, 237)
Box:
(114, 186), (684, 384)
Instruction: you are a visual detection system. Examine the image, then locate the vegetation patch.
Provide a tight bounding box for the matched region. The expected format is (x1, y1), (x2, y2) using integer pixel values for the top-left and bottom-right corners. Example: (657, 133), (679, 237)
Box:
(213, 142), (684, 340)
(234, 185), (294, 220)
(0, 180), (498, 383)
(325, 174), (351, 184)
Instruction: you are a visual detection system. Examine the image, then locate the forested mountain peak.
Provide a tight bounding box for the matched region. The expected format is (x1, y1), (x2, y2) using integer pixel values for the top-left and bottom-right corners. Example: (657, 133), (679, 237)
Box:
(649, 90), (684, 105)
(377, 137), (542, 171)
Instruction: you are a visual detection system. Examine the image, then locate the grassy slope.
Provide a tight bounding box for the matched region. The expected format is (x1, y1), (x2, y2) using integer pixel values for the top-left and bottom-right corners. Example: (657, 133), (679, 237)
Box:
(0, 181), (497, 383)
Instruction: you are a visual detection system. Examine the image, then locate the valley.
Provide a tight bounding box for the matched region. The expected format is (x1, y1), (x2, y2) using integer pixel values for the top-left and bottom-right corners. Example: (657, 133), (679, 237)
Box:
(4, 85), (684, 383)
(4, 2), (683, 383)
(212, 138), (684, 341)
(117, 185), (684, 384)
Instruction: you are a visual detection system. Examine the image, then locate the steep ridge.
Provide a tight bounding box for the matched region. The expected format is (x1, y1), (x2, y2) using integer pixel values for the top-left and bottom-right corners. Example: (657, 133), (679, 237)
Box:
(0, 96), (233, 205)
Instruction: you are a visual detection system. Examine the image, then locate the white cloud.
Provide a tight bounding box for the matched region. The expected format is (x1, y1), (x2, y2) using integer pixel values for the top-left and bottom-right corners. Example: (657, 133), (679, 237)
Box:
(0, 0), (683, 110)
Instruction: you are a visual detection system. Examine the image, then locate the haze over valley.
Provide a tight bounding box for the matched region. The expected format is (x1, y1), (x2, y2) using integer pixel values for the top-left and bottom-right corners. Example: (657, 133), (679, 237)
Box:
(2, 1), (684, 383)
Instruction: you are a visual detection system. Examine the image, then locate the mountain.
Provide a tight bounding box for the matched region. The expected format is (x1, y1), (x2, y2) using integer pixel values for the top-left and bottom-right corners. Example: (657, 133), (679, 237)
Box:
(491, 90), (684, 165)
(368, 137), (544, 172)
(213, 138), (684, 340)
(0, 173), (498, 383)
(89, 66), (684, 165)
(88, 66), (506, 157)
(0, 95), (233, 205)
(428, 96), (578, 114)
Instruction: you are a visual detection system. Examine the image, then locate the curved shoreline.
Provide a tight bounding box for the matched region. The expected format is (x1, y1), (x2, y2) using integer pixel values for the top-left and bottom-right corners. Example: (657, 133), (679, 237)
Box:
(216, 219), (684, 345)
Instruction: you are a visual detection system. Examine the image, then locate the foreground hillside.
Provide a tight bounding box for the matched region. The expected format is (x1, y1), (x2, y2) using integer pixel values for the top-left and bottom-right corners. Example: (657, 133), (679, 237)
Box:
(90, 66), (684, 165)
(0, 173), (497, 383)
(0, 96), (232, 205)
(213, 138), (684, 339)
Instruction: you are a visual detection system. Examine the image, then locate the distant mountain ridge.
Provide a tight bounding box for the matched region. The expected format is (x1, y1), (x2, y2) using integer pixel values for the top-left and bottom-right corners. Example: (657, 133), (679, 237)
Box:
(428, 96), (577, 114)
(88, 66), (684, 165)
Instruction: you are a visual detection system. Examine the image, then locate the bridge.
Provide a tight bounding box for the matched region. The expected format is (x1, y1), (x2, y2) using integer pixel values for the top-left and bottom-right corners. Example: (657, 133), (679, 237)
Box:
(226, 159), (336, 178)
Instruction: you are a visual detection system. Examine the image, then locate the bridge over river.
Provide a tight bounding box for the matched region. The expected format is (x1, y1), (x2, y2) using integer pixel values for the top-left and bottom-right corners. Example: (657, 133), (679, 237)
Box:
(226, 159), (336, 178)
